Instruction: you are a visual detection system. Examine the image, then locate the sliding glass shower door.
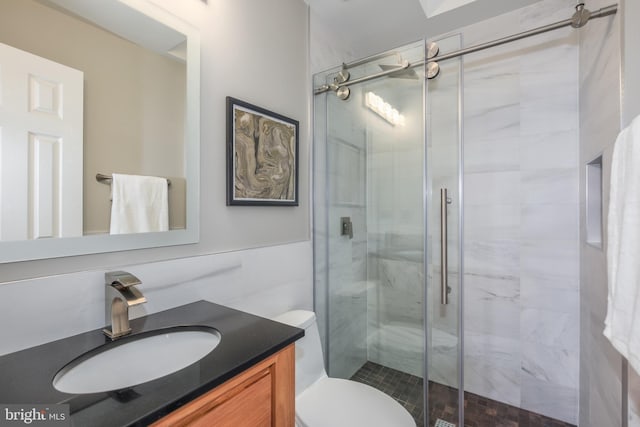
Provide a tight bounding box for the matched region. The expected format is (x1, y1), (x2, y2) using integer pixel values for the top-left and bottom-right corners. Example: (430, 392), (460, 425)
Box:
(313, 38), (463, 427)
(425, 34), (464, 426)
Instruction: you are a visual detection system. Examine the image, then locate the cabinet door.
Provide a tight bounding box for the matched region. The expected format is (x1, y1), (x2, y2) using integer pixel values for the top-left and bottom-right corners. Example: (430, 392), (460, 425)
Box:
(152, 344), (295, 427)
(188, 370), (272, 427)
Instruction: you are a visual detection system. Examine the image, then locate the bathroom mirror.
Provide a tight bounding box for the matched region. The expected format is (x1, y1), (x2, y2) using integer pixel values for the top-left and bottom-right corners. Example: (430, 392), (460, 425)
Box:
(0, 0), (200, 262)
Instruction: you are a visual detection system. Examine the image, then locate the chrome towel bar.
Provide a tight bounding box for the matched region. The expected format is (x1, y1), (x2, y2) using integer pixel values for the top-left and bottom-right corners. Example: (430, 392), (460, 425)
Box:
(96, 173), (171, 186)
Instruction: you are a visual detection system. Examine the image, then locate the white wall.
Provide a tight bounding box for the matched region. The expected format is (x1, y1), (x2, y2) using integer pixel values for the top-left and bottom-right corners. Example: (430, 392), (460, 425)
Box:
(0, 0), (311, 282)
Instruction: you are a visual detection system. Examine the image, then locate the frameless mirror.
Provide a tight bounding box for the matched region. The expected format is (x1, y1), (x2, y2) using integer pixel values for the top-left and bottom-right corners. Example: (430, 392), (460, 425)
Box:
(0, 0), (200, 262)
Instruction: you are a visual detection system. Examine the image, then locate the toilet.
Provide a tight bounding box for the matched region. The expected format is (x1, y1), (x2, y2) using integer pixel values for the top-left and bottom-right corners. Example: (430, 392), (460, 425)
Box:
(273, 310), (416, 427)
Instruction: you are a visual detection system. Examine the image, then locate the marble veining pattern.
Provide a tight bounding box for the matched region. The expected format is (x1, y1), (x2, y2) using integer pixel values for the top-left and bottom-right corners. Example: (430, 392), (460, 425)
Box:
(460, 0), (580, 422)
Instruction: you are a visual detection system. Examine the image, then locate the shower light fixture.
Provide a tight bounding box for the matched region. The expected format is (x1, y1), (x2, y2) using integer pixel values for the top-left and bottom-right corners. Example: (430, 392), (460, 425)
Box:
(365, 92), (405, 126)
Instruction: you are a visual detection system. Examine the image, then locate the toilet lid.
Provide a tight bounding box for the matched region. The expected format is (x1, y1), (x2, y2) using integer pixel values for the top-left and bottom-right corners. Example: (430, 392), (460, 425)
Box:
(296, 377), (416, 427)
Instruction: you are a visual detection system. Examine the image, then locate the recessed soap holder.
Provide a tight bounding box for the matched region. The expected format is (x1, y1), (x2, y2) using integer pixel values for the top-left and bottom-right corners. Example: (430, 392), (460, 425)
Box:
(586, 156), (602, 249)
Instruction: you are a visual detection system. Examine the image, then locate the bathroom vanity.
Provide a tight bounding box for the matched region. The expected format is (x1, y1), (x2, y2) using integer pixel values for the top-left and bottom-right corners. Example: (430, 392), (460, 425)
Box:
(0, 301), (303, 426)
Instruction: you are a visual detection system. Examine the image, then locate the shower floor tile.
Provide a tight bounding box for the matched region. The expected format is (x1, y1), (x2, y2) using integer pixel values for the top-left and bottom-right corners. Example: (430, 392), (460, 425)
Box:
(350, 362), (576, 427)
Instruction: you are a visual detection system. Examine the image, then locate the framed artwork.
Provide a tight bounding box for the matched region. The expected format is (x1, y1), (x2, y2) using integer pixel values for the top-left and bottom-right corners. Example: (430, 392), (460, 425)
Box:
(226, 97), (299, 206)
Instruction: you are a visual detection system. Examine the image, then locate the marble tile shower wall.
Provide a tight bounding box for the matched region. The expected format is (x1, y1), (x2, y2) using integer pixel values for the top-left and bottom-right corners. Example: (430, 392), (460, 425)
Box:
(577, 0), (623, 425)
(461, 0), (580, 423)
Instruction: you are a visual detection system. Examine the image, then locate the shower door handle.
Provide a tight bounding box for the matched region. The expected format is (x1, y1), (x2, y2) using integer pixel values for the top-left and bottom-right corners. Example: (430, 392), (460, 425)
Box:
(440, 188), (450, 305)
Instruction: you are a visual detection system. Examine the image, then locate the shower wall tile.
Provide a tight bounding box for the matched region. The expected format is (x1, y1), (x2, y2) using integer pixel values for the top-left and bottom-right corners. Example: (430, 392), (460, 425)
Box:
(521, 308), (579, 349)
(464, 204), (520, 240)
(367, 256), (424, 378)
(520, 169), (578, 205)
(464, 274), (520, 339)
(520, 94), (578, 136)
(329, 287), (367, 379)
(464, 171), (521, 206)
(521, 277), (579, 312)
(520, 239), (579, 281)
(464, 239), (520, 278)
(430, 327), (458, 388)
(366, 314), (424, 378)
(458, 0), (580, 421)
(327, 228), (367, 379)
(464, 136), (520, 174)
(521, 342), (579, 389)
(520, 204), (579, 241)
(464, 103), (520, 142)
(327, 96), (367, 148)
(518, 42), (577, 97)
(589, 313), (623, 418)
(521, 376), (578, 425)
(328, 138), (365, 206)
(464, 60), (520, 116)
(464, 331), (522, 407)
(375, 257), (424, 326)
(365, 80), (426, 380)
(519, 130), (578, 170)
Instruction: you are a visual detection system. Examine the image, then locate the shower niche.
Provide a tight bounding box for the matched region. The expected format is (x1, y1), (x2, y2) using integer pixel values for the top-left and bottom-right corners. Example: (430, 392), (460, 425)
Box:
(586, 156), (603, 248)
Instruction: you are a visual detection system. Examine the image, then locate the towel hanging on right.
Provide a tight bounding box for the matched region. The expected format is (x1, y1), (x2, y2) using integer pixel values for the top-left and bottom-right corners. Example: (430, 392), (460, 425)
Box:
(604, 114), (640, 375)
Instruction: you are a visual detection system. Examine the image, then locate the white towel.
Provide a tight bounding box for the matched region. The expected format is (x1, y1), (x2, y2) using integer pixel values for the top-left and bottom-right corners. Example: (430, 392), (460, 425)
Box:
(604, 114), (640, 374)
(109, 173), (169, 235)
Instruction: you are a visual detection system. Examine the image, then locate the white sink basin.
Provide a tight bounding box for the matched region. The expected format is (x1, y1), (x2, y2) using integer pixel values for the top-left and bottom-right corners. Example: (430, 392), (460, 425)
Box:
(53, 328), (221, 394)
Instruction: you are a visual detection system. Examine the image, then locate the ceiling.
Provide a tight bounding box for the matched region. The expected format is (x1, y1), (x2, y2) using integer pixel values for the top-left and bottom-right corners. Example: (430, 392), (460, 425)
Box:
(305, 0), (542, 60)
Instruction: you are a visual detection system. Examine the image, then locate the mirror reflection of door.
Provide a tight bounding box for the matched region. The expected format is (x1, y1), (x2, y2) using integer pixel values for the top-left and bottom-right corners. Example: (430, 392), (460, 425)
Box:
(0, 42), (83, 241)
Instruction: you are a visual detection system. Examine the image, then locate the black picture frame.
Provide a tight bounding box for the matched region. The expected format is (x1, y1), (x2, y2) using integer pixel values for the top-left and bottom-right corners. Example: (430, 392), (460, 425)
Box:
(226, 97), (299, 206)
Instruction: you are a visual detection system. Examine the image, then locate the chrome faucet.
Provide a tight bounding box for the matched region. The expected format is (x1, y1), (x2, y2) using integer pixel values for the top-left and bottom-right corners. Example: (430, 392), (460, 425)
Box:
(103, 271), (147, 340)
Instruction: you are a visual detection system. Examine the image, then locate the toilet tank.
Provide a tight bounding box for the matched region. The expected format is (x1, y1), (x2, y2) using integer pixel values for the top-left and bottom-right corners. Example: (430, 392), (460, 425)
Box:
(272, 310), (327, 396)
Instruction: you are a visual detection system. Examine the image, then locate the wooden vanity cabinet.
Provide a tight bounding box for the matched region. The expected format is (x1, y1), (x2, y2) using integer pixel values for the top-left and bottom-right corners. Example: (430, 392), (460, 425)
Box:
(151, 345), (295, 427)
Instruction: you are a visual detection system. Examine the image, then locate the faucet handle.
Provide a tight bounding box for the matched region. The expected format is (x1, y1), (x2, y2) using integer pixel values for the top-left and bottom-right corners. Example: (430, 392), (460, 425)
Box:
(118, 286), (147, 307)
(106, 271), (142, 288)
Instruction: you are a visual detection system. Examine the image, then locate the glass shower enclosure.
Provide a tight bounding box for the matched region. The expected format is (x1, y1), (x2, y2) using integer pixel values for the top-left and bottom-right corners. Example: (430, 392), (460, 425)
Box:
(313, 37), (463, 427)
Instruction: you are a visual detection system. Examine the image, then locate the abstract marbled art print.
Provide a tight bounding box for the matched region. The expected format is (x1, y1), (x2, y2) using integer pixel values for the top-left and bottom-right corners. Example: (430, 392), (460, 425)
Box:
(226, 97), (299, 206)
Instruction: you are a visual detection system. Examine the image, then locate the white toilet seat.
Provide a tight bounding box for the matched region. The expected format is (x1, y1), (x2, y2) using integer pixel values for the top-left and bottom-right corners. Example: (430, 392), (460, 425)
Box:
(296, 377), (416, 427)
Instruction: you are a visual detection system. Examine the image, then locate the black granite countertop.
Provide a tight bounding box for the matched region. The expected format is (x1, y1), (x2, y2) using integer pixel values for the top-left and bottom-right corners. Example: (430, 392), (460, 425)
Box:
(0, 300), (304, 426)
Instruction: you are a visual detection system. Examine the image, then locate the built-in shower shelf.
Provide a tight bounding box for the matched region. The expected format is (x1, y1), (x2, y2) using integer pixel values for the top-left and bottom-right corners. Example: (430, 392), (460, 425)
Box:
(586, 156), (603, 248)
